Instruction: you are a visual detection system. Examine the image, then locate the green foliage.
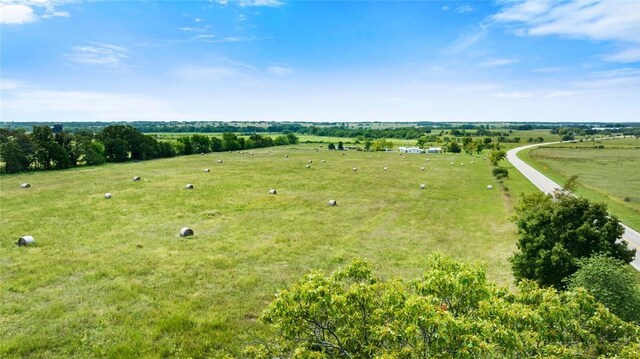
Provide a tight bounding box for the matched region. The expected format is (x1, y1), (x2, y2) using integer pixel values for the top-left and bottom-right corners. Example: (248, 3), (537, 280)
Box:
(510, 191), (635, 289)
(337, 141), (344, 150)
(327, 142), (336, 150)
(247, 256), (640, 358)
(488, 149), (506, 166)
(492, 167), (509, 179)
(447, 141), (461, 153)
(567, 255), (640, 324)
(371, 138), (393, 151)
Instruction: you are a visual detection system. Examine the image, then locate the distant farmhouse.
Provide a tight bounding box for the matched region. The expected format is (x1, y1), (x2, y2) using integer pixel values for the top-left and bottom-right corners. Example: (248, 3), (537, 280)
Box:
(398, 147), (423, 154)
(427, 147), (442, 153)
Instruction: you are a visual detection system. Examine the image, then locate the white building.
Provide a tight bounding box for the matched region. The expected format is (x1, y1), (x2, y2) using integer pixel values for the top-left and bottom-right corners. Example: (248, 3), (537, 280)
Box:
(427, 147), (442, 153)
(399, 147), (424, 154)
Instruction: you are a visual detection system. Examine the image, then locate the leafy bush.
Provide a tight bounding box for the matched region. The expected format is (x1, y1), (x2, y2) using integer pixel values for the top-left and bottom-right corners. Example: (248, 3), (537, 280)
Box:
(492, 167), (509, 179)
(567, 255), (640, 324)
(246, 256), (640, 358)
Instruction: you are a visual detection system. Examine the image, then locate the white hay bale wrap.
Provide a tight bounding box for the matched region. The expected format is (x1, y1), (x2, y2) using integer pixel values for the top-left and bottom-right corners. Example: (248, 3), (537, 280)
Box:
(383, 167), (388, 171)
(217, 160), (223, 163)
(328, 200), (337, 206)
(204, 169), (210, 172)
(20, 183), (30, 189)
(17, 236), (35, 246)
(487, 185), (493, 190)
(180, 227), (194, 237)
(269, 189), (277, 195)
(185, 184), (194, 189)
(420, 184), (426, 189)
(420, 166), (425, 171)
(104, 192), (112, 199)
(305, 164), (311, 168)
(133, 176), (141, 181)
(352, 167), (357, 172)
(308, 160), (313, 163)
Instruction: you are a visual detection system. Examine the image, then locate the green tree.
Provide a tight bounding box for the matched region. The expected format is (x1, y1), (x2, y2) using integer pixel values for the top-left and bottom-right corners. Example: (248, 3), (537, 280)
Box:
(0, 138), (30, 173)
(286, 133), (299, 145)
(337, 141), (344, 150)
(247, 256), (640, 358)
(327, 142), (336, 150)
(191, 134), (211, 154)
(210, 137), (224, 152)
(274, 135), (289, 146)
(488, 149), (506, 166)
(567, 255), (640, 324)
(447, 141), (461, 153)
(364, 139), (372, 151)
(510, 191), (635, 289)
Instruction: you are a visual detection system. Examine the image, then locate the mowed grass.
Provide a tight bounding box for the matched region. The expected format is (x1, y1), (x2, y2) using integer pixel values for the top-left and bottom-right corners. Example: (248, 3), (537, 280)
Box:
(522, 137), (640, 230)
(1, 145), (528, 357)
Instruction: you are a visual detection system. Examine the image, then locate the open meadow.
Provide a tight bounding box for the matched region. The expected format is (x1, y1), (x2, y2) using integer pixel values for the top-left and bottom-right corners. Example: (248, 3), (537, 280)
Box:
(1, 144), (537, 357)
(521, 137), (640, 230)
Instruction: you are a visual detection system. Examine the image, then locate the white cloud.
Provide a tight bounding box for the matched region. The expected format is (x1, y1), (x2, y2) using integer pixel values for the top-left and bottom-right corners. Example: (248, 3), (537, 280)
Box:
(173, 64), (255, 81)
(0, 4), (34, 24)
(494, 0), (640, 63)
(0, 78), (28, 91)
(443, 22), (489, 54)
(492, 91), (535, 99)
(546, 90), (574, 97)
(480, 58), (518, 67)
(65, 43), (129, 69)
(267, 66), (293, 76)
(239, 0), (283, 7)
(532, 66), (565, 73)
(2, 88), (182, 121)
(454, 4), (474, 14)
(0, 1), (73, 24)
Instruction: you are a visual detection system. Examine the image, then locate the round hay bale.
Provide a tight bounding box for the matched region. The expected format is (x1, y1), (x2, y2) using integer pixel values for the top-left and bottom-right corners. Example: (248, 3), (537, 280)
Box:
(470, 161), (474, 164)
(251, 153), (254, 156)
(420, 184), (426, 189)
(180, 227), (194, 237)
(308, 160), (313, 163)
(133, 176), (141, 181)
(285, 155), (289, 158)
(383, 166), (388, 171)
(185, 184), (194, 189)
(305, 164), (311, 168)
(17, 235), (35, 246)
(20, 183), (30, 189)
(328, 200), (337, 206)
(269, 189), (277, 195)
(201, 152), (205, 155)
(425, 158), (430, 162)
(352, 167), (357, 172)
(450, 162), (454, 165)
(460, 163), (464, 166)
(217, 160), (223, 163)
(487, 185), (493, 190)
(377, 155), (381, 158)
(321, 160), (326, 163)
(104, 192), (112, 199)
(204, 169), (210, 172)
(368, 155), (372, 158)
(420, 166), (425, 171)
(402, 156), (406, 159)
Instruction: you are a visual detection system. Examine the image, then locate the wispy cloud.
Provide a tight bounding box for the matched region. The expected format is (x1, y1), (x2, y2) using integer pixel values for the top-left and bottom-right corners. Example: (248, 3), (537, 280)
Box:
(480, 58), (518, 67)
(65, 43), (129, 70)
(532, 66), (565, 73)
(494, 0), (640, 63)
(267, 66), (294, 76)
(545, 90), (574, 98)
(0, 0), (71, 24)
(443, 22), (489, 54)
(239, 0), (284, 7)
(441, 4), (475, 14)
(492, 91), (534, 99)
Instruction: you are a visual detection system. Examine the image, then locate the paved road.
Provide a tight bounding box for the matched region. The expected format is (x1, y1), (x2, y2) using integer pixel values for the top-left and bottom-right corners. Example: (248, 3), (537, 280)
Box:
(507, 143), (640, 270)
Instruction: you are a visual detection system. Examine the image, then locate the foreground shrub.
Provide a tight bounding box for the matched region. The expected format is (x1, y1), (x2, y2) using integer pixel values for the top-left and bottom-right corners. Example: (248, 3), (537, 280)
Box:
(567, 254), (640, 324)
(245, 256), (639, 358)
(492, 167), (509, 179)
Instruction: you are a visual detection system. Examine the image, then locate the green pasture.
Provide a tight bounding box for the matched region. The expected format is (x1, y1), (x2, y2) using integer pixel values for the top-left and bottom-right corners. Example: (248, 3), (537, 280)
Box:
(1, 145), (536, 357)
(520, 137), (640, 230)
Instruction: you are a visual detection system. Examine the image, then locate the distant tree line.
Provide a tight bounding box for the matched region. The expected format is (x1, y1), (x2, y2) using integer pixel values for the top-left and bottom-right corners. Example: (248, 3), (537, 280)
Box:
(0, 125), (297, 174)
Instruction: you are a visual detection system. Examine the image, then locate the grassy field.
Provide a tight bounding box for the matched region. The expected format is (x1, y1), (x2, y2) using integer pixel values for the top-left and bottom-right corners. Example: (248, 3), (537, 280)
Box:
(1, 144), (537, 357)
(520, 137), (640, 230)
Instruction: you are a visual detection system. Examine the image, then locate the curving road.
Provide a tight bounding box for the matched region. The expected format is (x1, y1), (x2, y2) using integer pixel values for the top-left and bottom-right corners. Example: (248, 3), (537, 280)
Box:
(507, 142), (640, 270)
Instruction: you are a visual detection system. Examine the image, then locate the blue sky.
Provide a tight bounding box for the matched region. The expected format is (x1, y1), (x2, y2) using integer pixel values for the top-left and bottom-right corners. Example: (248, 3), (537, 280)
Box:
(1, 0), (639, 122)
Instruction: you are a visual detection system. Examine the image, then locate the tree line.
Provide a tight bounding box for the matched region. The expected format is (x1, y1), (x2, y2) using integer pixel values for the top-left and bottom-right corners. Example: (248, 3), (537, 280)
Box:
(0, 125), (298, 174)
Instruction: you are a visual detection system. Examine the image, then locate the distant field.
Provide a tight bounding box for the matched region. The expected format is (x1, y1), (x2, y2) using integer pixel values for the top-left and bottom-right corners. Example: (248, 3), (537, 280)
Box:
(0, 145), (537, 357)
(521, 137), (640, 230)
